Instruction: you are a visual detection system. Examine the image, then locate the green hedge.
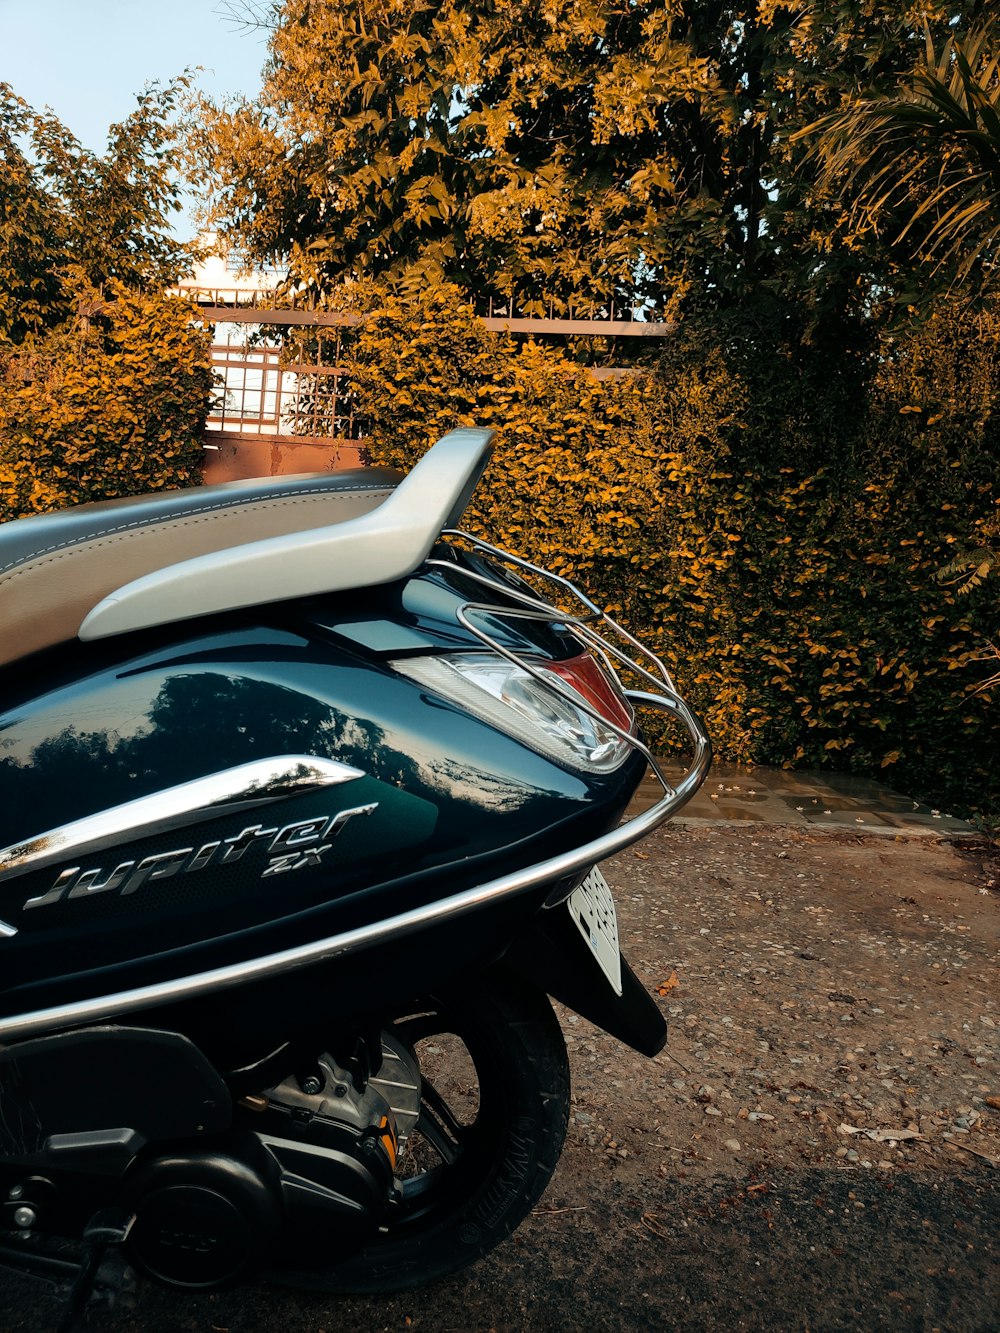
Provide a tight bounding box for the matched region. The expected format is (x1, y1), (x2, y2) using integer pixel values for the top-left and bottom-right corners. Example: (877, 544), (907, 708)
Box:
(347, 287), (997, 820)
(0, 285), (213, 521)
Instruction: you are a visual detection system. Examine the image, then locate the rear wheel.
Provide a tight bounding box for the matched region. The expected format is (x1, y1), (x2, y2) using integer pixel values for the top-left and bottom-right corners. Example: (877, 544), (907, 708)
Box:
(275, 970), (570, 1294)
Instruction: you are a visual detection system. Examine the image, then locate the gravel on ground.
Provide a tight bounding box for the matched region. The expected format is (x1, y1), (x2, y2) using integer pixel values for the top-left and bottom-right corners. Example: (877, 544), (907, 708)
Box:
(0, 825), (996, 1330)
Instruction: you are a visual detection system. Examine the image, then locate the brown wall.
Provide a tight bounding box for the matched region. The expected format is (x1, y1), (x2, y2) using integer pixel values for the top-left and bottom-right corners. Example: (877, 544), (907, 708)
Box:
(203, 434), (366, 484)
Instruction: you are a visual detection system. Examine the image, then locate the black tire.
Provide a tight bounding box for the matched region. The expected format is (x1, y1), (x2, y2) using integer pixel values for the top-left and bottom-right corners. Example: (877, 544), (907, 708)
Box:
(275, 969), (570, 1294)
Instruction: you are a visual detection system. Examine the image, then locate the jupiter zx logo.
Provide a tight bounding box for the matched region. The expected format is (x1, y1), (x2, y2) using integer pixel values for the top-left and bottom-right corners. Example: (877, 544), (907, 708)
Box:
(19, 803), (379, 913)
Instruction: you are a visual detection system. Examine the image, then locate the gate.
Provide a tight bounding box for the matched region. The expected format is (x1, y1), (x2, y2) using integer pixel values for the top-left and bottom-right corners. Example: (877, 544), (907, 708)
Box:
(184, 284), (672, 483)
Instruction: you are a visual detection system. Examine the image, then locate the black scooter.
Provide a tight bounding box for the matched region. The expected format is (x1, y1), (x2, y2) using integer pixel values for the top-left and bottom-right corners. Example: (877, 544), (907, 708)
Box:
(0, 428), (709, 1323)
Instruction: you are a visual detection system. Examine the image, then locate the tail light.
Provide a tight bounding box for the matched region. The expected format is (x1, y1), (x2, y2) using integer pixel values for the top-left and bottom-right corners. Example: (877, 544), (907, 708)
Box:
(543, 653), (635, 734)
(392, 651), (635, 773)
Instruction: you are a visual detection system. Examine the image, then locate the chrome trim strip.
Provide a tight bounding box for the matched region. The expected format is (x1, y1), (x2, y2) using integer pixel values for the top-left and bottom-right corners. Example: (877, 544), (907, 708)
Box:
(0, 920), (17, 940)
(0, 694), (709, 1043)
(0, 755), (365, 886)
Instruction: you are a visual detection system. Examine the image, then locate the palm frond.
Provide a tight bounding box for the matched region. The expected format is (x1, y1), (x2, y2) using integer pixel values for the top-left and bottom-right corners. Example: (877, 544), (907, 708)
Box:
(795, 21), (1000, 293)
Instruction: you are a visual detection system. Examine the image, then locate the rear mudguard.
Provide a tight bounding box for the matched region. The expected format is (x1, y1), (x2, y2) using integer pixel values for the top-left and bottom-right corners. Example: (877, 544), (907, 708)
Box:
(502, 904), (667, 1058)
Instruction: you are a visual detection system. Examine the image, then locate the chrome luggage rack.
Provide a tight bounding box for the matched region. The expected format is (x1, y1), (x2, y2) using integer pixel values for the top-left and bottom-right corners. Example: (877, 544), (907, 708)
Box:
(0, 535), (710, 1043)
(430, 529), (713, 868)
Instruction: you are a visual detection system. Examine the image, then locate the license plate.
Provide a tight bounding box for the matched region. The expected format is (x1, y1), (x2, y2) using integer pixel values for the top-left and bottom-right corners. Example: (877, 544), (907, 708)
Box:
(567, 868), (622, 996)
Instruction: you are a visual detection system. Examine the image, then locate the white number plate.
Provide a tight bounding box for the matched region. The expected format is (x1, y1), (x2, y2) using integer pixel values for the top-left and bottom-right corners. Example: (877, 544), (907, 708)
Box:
(567, 867), (622, 996)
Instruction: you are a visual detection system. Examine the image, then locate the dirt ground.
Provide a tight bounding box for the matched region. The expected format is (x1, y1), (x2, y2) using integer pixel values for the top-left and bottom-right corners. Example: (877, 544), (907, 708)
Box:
(0, 825), (997, 1331)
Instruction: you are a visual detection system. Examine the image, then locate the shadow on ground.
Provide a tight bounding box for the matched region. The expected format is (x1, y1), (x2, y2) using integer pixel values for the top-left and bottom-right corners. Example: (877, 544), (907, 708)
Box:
(0, 1170), (995, 1331)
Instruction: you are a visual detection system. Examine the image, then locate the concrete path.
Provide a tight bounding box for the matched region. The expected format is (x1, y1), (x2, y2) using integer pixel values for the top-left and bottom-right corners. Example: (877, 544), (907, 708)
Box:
(642, 762), (977, 837)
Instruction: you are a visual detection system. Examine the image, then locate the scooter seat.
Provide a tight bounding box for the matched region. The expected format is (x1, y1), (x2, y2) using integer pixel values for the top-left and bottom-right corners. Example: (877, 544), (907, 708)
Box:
(0, 468), (401, 669)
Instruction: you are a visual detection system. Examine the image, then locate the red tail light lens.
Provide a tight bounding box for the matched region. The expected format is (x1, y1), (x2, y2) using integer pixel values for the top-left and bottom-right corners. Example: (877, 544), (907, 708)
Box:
(544, 653), (635, 734)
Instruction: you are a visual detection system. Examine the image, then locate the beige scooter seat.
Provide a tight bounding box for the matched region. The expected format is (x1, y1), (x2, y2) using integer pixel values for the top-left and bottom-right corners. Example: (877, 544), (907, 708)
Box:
(0, 427), (494, 669)
(0, 469), (400, 669)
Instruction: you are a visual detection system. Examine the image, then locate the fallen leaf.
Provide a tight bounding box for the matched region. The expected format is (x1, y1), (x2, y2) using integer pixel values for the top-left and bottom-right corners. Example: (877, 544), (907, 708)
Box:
(656, 971), (679, 996)
(942, 1135), (999, 1167)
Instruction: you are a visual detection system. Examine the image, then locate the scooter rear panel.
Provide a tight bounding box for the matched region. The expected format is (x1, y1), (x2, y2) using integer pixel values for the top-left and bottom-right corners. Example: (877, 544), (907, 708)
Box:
(0, 567), (645, 1019)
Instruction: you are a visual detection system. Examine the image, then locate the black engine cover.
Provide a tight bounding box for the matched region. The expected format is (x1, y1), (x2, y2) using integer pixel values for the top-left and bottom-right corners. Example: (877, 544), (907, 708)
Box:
(124, 1141), (283, 1290)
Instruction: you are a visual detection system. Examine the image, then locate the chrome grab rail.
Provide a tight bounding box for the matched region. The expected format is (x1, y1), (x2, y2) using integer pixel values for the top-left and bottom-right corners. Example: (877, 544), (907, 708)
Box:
(0, 539), (711, 1043)
(430, 529), (712, 822)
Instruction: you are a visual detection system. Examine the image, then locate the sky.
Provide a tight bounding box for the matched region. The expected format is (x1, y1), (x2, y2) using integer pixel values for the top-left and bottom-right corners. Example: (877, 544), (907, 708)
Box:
(1, 0), (268, 235)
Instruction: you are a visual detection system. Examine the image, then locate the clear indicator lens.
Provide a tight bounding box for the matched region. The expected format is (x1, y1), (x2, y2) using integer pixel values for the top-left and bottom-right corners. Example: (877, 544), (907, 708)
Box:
(393, 652), (634, 773)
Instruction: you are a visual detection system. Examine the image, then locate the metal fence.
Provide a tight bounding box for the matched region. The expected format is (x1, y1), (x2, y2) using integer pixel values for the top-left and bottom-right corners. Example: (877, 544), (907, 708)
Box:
(204, 324), (362, 443)
(182, 283), (673, 479)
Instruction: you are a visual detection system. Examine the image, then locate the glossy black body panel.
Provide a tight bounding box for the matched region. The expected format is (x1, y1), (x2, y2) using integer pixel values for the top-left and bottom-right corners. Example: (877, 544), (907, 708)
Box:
(0, 1027), (231, 1164)
(0, 557), (645, 1021)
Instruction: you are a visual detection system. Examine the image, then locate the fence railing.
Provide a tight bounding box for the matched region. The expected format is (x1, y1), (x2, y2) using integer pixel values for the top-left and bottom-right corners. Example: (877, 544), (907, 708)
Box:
(204, 334), (362, 442)
(184, 285), (670, 480)
(184, 282), (674, 335)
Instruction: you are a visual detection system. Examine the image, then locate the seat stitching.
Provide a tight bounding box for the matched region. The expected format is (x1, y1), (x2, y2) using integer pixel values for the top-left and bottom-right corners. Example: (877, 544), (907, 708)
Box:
(0, 485), (392, 577)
